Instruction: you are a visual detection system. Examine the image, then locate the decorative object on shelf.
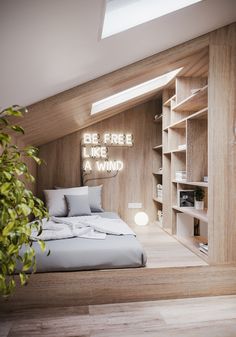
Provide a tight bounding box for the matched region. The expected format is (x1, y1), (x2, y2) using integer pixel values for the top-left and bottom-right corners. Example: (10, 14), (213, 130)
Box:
(175, 171), (187, 182)
(156, 184), (163, 200)
(178, 190), (195, 207)
(159, 167), (163, 173)
(134, 212), (149, 226)
(194, 187), (205, 210)
(203, 176), (208, 183)
(178, 144), (186, 150)
(157, 210), (163, 226)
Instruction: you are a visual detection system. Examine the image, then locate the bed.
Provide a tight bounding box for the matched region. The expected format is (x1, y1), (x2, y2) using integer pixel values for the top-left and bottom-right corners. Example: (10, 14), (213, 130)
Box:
(24, 212), (147, 273)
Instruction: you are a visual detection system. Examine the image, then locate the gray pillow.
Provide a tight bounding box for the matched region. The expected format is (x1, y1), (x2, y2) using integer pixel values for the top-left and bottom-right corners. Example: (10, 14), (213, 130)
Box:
(55, 185), (103, 213)
(44, 186), (88, 216)
(88, 185), (103, 212)
(65, 194), (91, 217)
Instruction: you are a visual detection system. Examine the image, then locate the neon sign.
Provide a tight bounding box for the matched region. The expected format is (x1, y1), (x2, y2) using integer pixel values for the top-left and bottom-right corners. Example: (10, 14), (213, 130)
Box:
(82, 133), (133, 172)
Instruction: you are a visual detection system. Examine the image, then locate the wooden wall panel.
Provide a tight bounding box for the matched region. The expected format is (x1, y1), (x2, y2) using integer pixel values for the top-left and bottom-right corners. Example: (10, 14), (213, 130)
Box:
(37, 101), (160, 224)
(208, 23), (236, 264)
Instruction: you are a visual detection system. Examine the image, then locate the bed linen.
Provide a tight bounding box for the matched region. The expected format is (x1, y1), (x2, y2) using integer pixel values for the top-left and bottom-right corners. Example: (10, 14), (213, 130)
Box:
(21, 212), (147, 272)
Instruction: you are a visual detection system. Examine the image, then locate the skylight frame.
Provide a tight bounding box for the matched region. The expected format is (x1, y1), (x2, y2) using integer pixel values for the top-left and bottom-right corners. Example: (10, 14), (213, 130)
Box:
(91, 67), (182, 115)
(102, 0), (203, 39)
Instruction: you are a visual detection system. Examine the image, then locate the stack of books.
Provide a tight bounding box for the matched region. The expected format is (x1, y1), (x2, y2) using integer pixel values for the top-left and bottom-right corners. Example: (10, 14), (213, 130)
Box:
(199, 242), (208, 255)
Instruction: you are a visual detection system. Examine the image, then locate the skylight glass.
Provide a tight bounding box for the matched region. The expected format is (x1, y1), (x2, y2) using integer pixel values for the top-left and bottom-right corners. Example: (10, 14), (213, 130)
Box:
(91, 67), (182, 115)
(102, 0), (202, 38)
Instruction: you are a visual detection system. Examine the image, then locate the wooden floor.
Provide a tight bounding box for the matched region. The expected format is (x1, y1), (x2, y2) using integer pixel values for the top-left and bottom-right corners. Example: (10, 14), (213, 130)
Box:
(1, 295), (236, 336)
(133, 223), (207, 268)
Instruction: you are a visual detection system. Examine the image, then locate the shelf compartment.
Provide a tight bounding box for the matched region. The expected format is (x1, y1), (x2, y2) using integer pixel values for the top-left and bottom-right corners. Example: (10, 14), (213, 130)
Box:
(172, 180), (208, 187)
(173, 85), (208, 112)
(173, 235), (208, 262)
(172, 205), (208, 223)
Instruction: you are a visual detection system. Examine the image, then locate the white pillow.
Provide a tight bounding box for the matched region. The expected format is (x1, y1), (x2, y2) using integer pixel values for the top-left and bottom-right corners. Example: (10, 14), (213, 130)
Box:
(44, 186), (88, 216)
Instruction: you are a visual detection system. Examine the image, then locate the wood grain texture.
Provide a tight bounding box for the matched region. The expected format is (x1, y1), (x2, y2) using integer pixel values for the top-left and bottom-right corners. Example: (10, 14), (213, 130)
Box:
(208, 22), (236, 264)
(12, 37), (209, 146)
(1, 265), (236, 313)
(186, 119), (208, 182)
(37, 101), (160, 224)
(2, 295), (236, 337)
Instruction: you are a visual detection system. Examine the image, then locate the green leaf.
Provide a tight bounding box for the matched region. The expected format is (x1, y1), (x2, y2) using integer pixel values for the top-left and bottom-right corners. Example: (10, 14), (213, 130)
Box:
(0, 182), (11, 195)
(3, 171), (12, 180)
(38, 240), (46, 252)
(19, 272), (28, 285)
(2, 222), (15, 236)
(18, 203), (31, 216)
(10, 125), (25, 134)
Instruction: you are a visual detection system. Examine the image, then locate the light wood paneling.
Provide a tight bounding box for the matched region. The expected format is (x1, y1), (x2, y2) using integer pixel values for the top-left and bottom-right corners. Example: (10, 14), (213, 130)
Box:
(1, 265), (236, 312)
(187, 119), (208, 182)
(208, 23), (236, 264)
(12, 37), (209, 146)
(38, 101), (160, 224)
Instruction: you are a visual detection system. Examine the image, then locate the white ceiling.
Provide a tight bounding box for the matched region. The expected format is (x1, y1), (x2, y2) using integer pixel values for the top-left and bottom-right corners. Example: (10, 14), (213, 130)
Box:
(0, 0), (235, 109)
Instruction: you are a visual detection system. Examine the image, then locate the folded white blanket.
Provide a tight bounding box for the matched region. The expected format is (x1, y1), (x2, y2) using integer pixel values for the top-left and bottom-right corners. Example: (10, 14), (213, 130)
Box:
(31, 215), (135, 241)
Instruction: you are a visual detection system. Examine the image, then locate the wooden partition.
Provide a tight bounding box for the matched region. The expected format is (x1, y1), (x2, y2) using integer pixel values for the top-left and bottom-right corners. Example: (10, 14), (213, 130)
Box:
(208, 23), (236, 264)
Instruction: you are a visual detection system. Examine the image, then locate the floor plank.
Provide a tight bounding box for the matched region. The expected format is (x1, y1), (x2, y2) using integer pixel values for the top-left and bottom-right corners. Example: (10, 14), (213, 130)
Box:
(133, 223), (207, 268)
(2, 295), (236, 337)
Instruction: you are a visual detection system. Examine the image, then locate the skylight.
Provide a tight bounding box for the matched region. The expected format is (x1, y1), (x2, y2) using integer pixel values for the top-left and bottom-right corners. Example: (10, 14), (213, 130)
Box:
(102, 0), (203, 38)
(91, 68), (182, 115)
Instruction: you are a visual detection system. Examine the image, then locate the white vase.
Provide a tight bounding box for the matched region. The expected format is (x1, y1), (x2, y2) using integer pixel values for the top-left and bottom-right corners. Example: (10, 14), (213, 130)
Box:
(195, 200), (204, 210)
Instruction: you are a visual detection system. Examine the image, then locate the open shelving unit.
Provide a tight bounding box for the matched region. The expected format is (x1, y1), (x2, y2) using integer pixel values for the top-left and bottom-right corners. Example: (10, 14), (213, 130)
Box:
(160, 76), (209, 261)
(152, 107), (163, 226)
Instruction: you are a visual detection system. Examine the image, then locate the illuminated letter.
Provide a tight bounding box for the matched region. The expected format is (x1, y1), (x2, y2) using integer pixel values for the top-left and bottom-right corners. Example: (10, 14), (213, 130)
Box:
(100, 146), (107, 158)
(126, 134), (133, 146)
(83, 160), (92, 172)
(96, 161), (107, 171)
(103, 133), (110, 144)
(82, 146), (89, 158)
(83, 133), (92, 144)
(116, 160), (124, 170)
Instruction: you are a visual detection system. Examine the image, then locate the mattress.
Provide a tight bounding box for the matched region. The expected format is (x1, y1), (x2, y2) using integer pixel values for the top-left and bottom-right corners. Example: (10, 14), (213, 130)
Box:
(25, 212), (147, 272)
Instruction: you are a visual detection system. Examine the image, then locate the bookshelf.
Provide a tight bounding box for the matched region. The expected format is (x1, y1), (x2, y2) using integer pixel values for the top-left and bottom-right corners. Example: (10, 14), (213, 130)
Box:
(152, 106), (163, 226)
(161, 76), (209, 260)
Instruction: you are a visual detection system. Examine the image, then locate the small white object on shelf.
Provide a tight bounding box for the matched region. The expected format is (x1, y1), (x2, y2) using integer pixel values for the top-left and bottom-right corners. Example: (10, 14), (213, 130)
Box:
(178, 144), (186, 150)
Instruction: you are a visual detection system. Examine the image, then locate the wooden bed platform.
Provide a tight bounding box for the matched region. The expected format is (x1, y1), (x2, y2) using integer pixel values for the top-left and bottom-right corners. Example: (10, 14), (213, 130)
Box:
(1, 264), (236, 312)
(2, 225), (236, 312)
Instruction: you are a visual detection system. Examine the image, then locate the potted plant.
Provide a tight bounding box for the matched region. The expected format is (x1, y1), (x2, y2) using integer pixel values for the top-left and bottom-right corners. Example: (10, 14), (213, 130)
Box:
(0, 106), (48, 296)
(194, 187), (205, 210)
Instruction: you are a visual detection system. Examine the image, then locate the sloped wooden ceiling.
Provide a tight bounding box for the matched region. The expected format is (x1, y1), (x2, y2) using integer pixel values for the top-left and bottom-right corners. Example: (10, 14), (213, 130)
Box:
(15, 34), (209, 146)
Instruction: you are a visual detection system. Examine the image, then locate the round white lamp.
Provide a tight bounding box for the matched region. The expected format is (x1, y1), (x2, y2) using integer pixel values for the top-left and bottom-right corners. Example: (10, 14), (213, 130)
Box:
(134, 211), (149, 226)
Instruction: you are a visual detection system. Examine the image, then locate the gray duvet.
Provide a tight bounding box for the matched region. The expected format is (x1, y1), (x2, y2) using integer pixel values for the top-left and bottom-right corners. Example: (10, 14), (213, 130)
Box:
(28, 212), (147, 272)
